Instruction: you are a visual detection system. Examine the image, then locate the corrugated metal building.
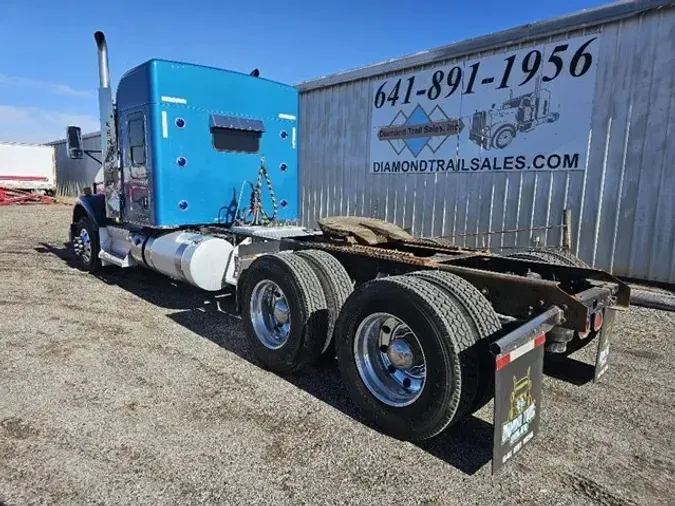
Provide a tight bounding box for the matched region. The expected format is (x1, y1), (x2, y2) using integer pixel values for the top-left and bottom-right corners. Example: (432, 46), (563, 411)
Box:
(47, 131), (102, 196)
(297, 0), (675, 283)
(49, 0), (675, 283)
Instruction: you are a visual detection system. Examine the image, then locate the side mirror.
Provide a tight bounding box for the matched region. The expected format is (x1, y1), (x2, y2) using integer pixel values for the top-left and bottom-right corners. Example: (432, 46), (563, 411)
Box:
(66, 126), (84, 159)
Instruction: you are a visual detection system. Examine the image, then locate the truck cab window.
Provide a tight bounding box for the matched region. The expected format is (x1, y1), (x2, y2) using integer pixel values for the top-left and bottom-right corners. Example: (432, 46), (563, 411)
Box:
(210, 115), (264, 154)
(129, 117), (146, 166)
(212, 128), (261, 154)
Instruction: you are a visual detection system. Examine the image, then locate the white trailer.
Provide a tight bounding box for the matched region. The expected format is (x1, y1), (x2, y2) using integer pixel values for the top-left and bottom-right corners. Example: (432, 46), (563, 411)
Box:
(0, 142), (56, 193)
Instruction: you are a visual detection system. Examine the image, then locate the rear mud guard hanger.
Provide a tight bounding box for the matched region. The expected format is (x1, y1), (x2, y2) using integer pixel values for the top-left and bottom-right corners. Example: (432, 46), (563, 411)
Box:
(490, 306), (562, 474)
(489, 304), (616, 474)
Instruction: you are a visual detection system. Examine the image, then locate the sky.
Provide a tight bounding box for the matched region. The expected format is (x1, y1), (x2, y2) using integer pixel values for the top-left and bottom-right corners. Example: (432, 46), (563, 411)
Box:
(0, 0), (614, 144)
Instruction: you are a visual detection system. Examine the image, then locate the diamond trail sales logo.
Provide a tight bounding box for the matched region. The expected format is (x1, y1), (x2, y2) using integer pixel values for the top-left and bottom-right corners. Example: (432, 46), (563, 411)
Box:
(377, 105), (465, 157)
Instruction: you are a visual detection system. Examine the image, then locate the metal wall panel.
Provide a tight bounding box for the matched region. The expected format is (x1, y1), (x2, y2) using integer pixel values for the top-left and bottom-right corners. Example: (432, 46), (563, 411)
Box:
(298, 4), (675, 283)
(48, 133), (101, 196)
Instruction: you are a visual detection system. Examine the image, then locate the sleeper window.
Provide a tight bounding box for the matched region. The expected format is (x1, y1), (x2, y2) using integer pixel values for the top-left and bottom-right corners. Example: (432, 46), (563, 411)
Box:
(129, 117), (146, 166)
(210, 115), (264, 154)
(212, 128), (261, 153)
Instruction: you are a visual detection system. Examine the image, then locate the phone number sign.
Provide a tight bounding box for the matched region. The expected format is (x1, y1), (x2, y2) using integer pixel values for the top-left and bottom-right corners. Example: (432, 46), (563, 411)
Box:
(368, 34), (601, 175)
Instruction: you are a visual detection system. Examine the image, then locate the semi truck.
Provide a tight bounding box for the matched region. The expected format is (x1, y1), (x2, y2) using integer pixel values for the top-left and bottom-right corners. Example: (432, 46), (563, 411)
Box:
(469, 78), (560, 150)
(64, 31), (630, 474)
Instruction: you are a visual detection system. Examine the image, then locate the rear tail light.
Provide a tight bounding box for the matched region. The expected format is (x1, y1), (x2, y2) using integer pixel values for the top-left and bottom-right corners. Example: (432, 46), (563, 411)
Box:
(593, 311), (604, 331)
(578, 317), (591, 339)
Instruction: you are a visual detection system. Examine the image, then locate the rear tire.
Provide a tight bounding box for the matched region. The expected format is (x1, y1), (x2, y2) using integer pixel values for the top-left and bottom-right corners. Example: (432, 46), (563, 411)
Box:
(294, 249), (353, 354)
(504, 248), (590, 354)
(406, 270), (501, 413)
(504, 248), (588, 268)
(505, 249), (571, 266)
(334, 275), (481, 441)
(239, 252), (328, 374)
(540, 248), (589, 268)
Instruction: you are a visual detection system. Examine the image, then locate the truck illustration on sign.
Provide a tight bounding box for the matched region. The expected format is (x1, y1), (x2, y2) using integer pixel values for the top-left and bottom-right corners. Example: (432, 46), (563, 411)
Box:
(469, 79), (560, 150)
(501, 366), (537, 446)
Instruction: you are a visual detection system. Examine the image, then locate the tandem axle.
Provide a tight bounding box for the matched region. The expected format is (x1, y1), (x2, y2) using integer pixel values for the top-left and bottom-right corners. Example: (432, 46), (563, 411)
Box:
(69, 202), (627, 474)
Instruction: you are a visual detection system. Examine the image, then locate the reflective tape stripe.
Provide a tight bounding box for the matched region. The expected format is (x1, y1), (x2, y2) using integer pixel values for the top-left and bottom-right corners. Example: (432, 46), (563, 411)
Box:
(161, 96), (187, 104)
(496, 333), (546, 370)
(161, 111), (168, 138)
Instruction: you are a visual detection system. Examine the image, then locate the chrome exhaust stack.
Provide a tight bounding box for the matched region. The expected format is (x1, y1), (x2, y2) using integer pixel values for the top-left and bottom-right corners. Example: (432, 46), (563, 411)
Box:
(93, 30), (121, 220)
(94, 31), (110, 89)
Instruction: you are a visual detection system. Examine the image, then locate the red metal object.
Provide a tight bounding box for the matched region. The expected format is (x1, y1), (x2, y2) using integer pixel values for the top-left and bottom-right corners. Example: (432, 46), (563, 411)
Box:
(578, 317), (591, 338)
(0, 186), (55, 206)
(0, 175), (49, 182)
(593, 311), (604, 331)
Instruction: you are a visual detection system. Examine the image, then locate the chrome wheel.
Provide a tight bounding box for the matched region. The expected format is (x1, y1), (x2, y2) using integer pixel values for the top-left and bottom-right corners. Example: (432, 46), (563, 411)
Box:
(353, 312), (427, 407)
(250, 279), (292, 350)
(74, 228), (92, 265)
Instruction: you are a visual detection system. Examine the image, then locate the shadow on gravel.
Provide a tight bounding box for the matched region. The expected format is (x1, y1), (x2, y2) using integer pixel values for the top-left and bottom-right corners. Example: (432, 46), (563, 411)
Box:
(168, 299), (494, 474)
(36, 242), (80, 269)
(171, 303), (495, 475)
(543, 356), (595, 386)
(37, 241), (494, 475)
(35, 242), (236, 311)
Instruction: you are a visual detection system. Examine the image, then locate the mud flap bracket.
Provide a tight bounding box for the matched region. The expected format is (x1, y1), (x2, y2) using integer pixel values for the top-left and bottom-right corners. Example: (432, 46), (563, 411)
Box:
(593, 307), (616, 382)
(489, 305), (563, 475)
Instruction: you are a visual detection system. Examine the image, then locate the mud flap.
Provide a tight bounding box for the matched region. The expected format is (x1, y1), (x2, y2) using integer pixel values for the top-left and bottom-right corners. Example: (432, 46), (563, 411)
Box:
(490, 306), (563, 474)
(594, 308), (616, 382)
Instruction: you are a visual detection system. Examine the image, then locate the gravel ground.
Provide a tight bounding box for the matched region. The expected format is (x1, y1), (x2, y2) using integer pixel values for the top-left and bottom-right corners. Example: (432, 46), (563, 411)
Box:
(1, 204), (675, 506)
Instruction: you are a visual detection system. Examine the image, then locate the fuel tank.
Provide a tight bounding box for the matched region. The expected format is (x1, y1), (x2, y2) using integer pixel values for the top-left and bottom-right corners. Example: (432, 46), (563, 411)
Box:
(130, 231), (234, 291)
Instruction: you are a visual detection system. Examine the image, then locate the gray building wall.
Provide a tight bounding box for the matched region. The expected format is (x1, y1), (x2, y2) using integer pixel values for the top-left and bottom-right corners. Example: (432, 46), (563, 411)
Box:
(48, 1), (675, 284)
(297, 1), (675, 283)
(48, 132), (102, 196)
